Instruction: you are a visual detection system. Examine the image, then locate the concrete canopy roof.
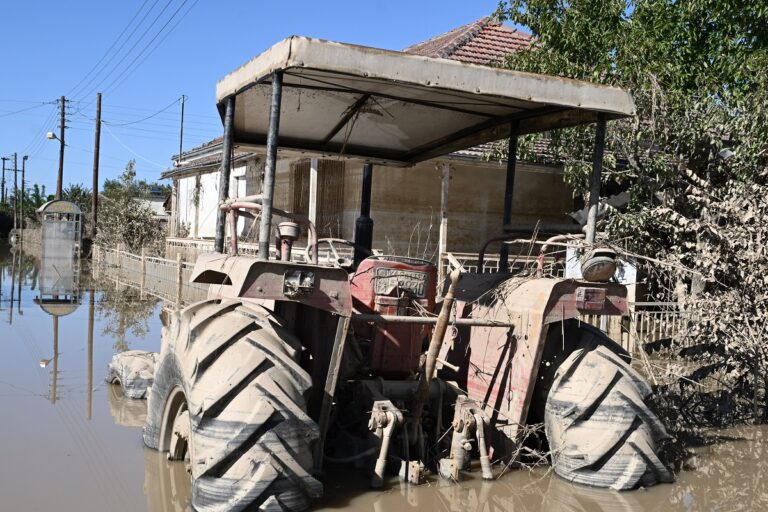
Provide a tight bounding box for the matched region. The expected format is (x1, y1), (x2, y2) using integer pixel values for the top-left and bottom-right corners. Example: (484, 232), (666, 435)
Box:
(216, 36), (635, 166)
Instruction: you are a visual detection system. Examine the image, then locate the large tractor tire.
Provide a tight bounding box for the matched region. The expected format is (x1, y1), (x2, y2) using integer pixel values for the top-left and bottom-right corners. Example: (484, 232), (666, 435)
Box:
(537, 320), (673, 490)
(144, 299), (322, 512)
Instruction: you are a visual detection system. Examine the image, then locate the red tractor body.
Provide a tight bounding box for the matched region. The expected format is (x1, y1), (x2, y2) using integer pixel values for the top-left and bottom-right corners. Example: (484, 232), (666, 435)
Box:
(350, 257), (437, 376)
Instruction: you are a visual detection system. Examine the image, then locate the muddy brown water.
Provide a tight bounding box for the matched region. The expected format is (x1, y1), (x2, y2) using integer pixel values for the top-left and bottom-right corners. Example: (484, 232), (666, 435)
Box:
(1, 243), (766, 511)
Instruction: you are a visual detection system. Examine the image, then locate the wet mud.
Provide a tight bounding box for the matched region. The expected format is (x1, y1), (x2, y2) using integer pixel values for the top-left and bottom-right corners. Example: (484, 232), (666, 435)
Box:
(1, 242), (767, 511)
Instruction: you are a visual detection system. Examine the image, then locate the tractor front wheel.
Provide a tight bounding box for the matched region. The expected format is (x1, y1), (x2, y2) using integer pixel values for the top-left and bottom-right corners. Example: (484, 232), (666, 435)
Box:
(540, 320), (673, 490)
(143, 299), (322, 511)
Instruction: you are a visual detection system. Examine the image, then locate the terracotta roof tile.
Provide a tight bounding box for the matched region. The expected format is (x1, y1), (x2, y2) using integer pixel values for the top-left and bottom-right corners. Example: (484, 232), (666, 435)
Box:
(166, 21), (541, 175)
(403, 17), (533, 65)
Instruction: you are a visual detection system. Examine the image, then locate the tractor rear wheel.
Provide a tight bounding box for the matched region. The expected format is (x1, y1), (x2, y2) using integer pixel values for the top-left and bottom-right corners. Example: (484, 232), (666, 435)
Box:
(539, 320), (673, 490)
(144, 299), (322, 511)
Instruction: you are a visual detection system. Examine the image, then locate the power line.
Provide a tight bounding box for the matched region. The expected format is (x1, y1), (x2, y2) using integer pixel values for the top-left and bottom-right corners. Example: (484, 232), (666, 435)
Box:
(102, 123), (167, 168)
(67, 0), (153, 98)
(0, 102), (53, 118)
(103, 0), (196, 95)
(70, 0), (164, 101)
(77, 0), (177, 100)
(102, 98), (179, 126)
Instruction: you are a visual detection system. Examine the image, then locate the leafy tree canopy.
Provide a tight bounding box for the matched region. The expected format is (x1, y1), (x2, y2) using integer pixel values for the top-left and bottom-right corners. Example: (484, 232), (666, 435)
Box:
(102, 159), (171, 201)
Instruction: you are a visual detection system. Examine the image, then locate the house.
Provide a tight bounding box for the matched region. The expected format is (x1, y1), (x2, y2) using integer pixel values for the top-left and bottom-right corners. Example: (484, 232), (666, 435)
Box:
(162, 18), (580, 264)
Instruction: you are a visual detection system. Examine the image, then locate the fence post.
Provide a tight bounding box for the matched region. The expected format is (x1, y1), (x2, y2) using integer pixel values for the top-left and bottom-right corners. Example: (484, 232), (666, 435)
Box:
(116, 243), (123, 287)
(140, 247), (147, 299)
(176, 253), (183, 307)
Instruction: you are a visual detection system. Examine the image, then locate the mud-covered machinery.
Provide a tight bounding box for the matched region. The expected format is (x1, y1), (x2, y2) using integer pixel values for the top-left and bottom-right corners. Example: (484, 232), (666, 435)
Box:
(137, 37), (672, 511)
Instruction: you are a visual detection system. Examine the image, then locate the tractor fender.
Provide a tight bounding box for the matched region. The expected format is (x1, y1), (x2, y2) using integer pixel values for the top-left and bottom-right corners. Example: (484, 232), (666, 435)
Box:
(451, 275), (627, 458)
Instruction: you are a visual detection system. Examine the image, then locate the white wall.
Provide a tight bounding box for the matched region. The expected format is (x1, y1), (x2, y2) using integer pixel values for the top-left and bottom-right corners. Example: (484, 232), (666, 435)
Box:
(175, 163), (249, 238)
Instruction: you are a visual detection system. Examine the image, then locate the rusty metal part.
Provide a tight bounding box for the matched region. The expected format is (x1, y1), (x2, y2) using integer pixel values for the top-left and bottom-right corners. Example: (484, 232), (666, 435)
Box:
(438, 396), (492, 481)
(460, 276), (629, 462)
(399, 460), (425, 485)
(219, 198), (318, 263)
(476, 233), (529, 274)
(368, 400), (403, 489)
(536, 234), (585, 275)
(278, 221), (299, 261)
(410, 269), (460, 439)
(305, 238), (371, 267)
(190, 254), (352, 316)
(352, 312), (515, 327)
(474, 412), (493, 480)
(314, 314), (351, 473)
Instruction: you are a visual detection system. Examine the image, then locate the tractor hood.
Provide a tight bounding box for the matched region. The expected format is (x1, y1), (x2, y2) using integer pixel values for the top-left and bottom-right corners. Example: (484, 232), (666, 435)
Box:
(216, 36), (635, 166)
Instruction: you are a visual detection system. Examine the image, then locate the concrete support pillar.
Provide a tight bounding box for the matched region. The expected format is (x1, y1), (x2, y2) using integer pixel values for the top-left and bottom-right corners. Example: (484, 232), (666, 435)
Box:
(437, 162), (452, 285)
(309, 158), (319, 227)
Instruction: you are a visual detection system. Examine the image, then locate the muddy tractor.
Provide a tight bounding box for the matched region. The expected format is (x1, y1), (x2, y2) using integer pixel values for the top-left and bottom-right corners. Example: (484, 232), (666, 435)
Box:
(142, 37), (672, 511)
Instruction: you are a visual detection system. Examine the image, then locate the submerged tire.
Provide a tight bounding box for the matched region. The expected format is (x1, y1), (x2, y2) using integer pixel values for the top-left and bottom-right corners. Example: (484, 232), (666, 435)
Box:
(144, 299), (322, 511)
(541, 320), (673, 490)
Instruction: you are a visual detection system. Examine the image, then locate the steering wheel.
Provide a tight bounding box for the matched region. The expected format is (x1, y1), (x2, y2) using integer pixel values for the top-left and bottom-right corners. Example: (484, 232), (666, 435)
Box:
(306, 238), (372, 268)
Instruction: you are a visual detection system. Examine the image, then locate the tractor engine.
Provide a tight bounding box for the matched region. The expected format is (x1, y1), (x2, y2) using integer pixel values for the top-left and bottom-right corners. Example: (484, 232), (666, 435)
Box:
(350, 256), (437, 377)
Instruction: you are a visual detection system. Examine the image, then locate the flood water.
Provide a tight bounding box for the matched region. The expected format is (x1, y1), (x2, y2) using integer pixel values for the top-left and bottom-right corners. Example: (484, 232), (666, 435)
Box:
(1, 241), (766, 511)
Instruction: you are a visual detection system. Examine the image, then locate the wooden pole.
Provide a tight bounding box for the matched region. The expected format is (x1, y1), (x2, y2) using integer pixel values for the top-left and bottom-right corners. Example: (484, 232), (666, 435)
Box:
(91, 93), (101, 241)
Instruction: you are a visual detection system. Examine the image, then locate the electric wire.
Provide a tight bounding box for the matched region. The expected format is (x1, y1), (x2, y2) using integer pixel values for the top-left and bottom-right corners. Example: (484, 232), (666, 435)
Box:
(0, 102), (53, 118)
(102, 0), (195, 95)
(101, 98), (179, 126)
(66, 0), (152, 98)
(70, 0), (164, 101)
(77, 0), (178, 100)
(103, 123), (167, 168)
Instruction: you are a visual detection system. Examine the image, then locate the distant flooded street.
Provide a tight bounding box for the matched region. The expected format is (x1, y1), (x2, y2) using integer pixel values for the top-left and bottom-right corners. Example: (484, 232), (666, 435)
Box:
(1, 241), (767, 511)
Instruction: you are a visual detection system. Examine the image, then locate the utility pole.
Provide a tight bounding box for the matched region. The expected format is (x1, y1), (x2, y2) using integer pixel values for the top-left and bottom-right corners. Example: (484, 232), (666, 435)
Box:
(1, 157), (7, 205)
(178, 95), (186, 164)
(12, 153), (17, 230)
(56, 95), (66, 199)
(20, 155), (27, 240)
(91, 93), (102, 241)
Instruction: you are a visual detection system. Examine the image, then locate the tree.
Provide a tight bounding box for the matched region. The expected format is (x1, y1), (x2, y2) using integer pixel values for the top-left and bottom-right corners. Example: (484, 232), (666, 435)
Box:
(95, 160), (166, 254)
(103, 159), (171, 200)
(61, 183), (93, 216)
(495, 0), (768, 429)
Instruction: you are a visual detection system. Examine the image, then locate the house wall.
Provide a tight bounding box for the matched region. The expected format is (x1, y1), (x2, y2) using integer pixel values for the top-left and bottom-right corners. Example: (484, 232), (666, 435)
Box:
(170, 155), (575, 259)
(337, 159), (574, 255)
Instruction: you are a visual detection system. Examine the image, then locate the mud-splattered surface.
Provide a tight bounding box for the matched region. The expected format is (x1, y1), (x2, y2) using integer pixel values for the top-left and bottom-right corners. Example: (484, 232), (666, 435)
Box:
(1, 242), (767, 511)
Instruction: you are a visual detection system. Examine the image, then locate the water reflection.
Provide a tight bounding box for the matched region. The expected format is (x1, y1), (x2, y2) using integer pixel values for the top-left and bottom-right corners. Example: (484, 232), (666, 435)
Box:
(96, 283), (161, 352)
(3, 241), (768, 511)
(109, 385), (192, 511)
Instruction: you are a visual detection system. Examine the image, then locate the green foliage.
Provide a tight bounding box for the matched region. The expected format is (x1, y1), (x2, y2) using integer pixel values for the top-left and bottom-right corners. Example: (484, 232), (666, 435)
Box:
(61, 183), (92, 216)
(103, 160), (171, 201)
(95, 160), (165, 255)
(496, 0), (768, 430)
(495, 0), (768, 240)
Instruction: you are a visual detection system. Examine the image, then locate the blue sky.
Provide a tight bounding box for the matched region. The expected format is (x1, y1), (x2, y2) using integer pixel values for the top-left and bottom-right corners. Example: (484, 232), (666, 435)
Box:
(0, 1), (505, 194)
